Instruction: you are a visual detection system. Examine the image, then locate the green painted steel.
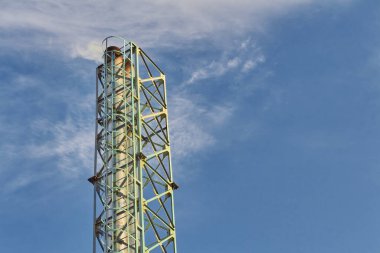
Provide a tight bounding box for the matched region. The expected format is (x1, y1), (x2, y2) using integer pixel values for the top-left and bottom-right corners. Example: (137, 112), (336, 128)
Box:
(90, 36), (178, 253)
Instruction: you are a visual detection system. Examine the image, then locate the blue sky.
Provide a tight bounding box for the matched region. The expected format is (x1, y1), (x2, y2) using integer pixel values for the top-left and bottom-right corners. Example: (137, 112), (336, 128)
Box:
(0, 0), (380, 252)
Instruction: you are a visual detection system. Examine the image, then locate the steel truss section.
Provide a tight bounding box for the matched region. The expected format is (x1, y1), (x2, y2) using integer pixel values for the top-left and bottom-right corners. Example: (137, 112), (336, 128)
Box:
(89, 36), (178, 253)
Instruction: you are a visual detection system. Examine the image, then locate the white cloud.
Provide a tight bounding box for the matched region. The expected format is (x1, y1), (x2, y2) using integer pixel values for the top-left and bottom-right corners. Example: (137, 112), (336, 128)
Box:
(0, 0), (352, 61)
(170, 93), (234, 159)
(242, 55), (266, 73)
(227, 58), (240, 68)
(2, 170), (53, 194)
(26, 94), (94, 178)
(0, 69), (96, 194)
(242, 60), (256, 72)
(186, 57), (241, 84)
(186, 39), (265, 83)
(240, 38), (252, 50)
(28, 117), (94, 177)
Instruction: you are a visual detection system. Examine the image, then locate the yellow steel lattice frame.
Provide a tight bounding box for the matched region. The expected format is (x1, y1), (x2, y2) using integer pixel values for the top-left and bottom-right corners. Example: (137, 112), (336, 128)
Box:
(90, 36), (178, 253)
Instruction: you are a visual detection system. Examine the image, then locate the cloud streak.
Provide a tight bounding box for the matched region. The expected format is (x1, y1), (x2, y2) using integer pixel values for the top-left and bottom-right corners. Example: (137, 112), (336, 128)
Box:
(0, 0), (351, 61)
(186, 57), (241, 84)
(24, 90), (94, 177)
(28, 116), (94, 177)
(185, 38), (265, 83)
(170, 94), (234, 159)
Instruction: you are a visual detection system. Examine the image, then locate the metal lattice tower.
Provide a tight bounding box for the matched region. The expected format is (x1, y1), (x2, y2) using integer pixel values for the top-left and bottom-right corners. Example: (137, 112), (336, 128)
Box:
(89, 36), (178, 253)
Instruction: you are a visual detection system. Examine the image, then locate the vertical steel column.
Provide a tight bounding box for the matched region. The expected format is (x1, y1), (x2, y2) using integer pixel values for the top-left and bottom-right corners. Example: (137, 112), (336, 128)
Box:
(90, 36), (178, 253)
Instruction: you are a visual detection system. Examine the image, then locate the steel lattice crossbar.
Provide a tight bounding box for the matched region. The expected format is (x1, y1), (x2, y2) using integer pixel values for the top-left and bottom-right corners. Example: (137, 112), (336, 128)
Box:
(90, 36), (178, 253)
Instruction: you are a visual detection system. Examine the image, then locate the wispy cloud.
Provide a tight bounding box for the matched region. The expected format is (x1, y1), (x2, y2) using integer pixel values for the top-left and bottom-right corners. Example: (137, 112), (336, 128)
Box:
(2, 169), (53, 195)
(170, 94), (234, 159)
(242, 56), (266, 72)
(0, 0), (352, 61)
(185, 39), (265, 83)
(26, 93), (94, 178)
(28, 117), (94, 177)
(168, 91), (234, 180)
(186, 57), (241, 84)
